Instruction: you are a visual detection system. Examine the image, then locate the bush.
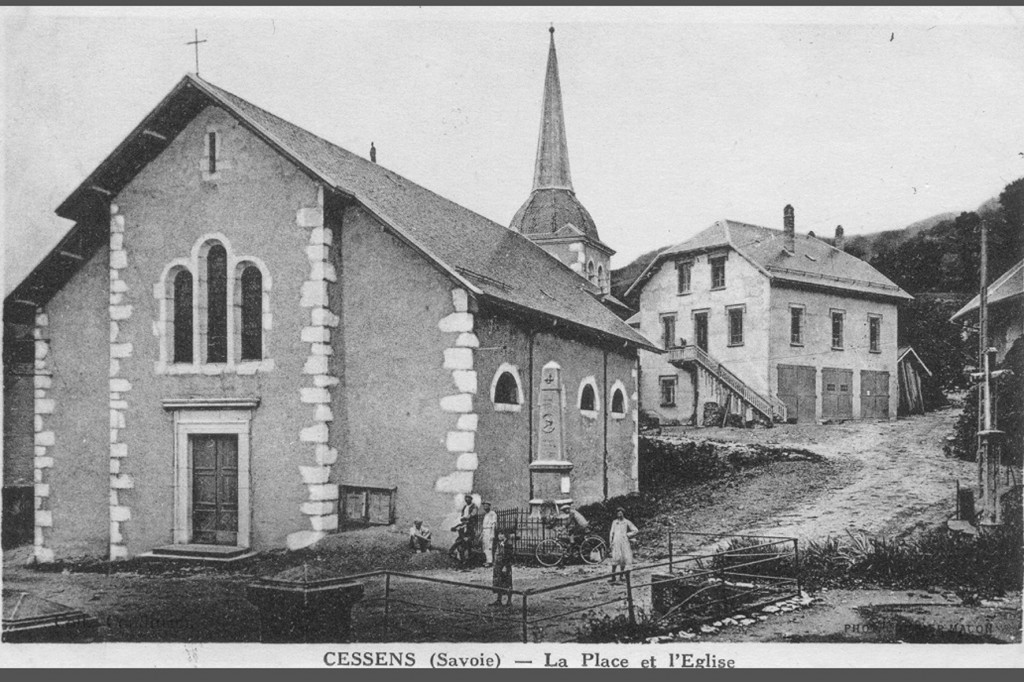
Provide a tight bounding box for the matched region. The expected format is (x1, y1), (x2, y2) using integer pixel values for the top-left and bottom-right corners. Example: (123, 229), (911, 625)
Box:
(575, 609), (662, 643)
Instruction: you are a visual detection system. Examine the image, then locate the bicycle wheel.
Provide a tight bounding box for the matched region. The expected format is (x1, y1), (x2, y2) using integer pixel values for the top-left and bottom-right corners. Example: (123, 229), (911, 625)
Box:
(535, 538), (566, 567)
(578, 536), (608, 565)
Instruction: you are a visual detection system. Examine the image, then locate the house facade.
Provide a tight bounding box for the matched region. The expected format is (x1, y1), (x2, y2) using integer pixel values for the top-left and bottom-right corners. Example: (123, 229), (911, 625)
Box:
(626, 208), (912, 425)
(3, 70), (652, 562)
(951, 258), (1024, 364)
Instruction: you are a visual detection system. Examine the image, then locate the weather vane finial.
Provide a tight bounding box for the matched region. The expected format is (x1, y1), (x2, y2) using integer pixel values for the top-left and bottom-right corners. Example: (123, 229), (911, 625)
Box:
(186, 29), (208, 76)
(549, 24), (555, 35)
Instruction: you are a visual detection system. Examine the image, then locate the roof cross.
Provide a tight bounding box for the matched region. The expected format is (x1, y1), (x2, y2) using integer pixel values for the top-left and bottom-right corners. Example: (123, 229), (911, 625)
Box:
(186, 29), (208, 76)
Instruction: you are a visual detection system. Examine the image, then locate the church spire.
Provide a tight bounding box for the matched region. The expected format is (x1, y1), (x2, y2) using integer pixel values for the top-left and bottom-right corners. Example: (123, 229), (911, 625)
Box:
(532, 26), (573, 191)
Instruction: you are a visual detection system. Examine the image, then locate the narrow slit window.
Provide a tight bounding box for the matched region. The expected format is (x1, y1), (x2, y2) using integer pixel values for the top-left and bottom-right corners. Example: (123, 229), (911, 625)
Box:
(208, 132), (218, 174)
(240, 266), (262, 360)
(831, 310), (845, 350)
(173, 270), (193, 363)
(790, 307), (804, 345)
(869, 315), (881, 353)
(207, 245), (228, 363)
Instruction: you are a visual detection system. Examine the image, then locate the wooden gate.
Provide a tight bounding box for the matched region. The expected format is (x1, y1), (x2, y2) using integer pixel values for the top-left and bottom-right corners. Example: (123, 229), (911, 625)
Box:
(861, 370), (890, 420)
(777, 364), (816, 423)
(821, 368), (853, 421)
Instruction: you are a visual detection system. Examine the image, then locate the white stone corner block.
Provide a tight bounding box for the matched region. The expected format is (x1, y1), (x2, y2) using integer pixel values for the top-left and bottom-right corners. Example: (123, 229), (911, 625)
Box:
(110, 250), (128, 270)
(451, 288), (469, 313)
(310, 308), (340, 328)
(299, 423), (329, 443)
(309, 225), (333, 246)
(296, 206), (324, 228)
(440, 394), (473, 413)
(446, 430), (475, 453)
(438, 312), (474, 333)
(299, 465), (330, 485)
(314, 444), (339, 466)
(307, 483), (339, 501)
(300, 281), (328, 308)
(456, 452), (479, 471)
(110, 545), (129, 561)
(300, 387), (331, 404)
(451, 369), (477, 394)
(35, 431), (55, 447)
(434, 471), (474, 494)
(33, 375), (52, 389)
(456, 414), (478, 432)
(301, 326), (330, 344)
(309, 514), (339, 532)
(300, 500), (336, 516)
(110, 505), (131, 522)
(34, 456), (54, 469)
(34, 547), (55, 564)
(313, 374), (340, 388)
(303, 355), (330, 375)
(286, 529), (327, 551)
(313, 404), (333, 423)
(109, 305), (133, 321)
(443, 347), (473, 370)
(110, 474), (134, 490)
(110, 343), (133, 359)
(455, 333), (480, 348)
(36, 511), (54, 530)
(110, 443), (128, 458)
(36, 398), (56, 415)
(109, 378), (132, 393)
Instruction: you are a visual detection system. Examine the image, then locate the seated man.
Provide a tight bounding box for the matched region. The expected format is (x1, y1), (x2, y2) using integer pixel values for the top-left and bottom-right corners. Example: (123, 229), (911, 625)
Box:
(559, 502), (589, 545)
(408, 519), (432, 553)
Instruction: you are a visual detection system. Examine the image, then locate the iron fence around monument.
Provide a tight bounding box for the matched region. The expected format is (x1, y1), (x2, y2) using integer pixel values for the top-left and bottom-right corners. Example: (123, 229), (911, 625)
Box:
(495, 506), (571, 558)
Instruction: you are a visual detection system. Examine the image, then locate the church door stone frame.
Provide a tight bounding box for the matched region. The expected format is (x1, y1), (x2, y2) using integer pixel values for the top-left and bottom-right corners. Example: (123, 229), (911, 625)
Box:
(164, 399), (256, 548)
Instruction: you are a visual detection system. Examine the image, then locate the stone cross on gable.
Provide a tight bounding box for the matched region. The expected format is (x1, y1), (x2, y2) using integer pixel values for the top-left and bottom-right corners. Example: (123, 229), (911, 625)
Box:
(186, 29), (208, 76)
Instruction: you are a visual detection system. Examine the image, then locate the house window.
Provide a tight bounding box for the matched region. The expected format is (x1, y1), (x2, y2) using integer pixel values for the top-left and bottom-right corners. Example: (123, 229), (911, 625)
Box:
(207, 132), (218, 174)
(173, 270), (194, 363)
(727, 306), (744, 346)
(239, 266), (263, 360)
(578, 377), (599, 418)
(831, 310), (845, 350)
(659, 376), (677, 407)
(661, 314), (677, 349)
(677, 260), (692, 294)
(710, 256), (726, 289)
(869, 315), (881, 353)
(491, 363), (524, 411)
(790, 306), (804, 346)
(207, 244), (228, 363)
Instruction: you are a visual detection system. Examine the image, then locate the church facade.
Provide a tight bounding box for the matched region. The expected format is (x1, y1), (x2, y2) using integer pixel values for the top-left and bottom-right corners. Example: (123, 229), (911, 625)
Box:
(4, 40), (652, 561)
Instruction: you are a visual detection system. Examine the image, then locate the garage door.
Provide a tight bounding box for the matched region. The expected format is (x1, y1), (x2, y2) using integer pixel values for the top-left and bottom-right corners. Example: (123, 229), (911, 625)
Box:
(861, 370), (890, 420)
(777, 364), (816, 423)
(822, 368), (853, 421)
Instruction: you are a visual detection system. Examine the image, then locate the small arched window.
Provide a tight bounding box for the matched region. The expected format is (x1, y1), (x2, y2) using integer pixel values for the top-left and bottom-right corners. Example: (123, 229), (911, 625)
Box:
(207, 244), (228, 363)
(240, 266), (262, 360)
(172, 270), (193, 364)
(586, 260), (596, 283)
(580, 383), (596, 411)
(611, 388), (625, 415)
(494, 372), (520, 405)
(597, 265), (605, 288)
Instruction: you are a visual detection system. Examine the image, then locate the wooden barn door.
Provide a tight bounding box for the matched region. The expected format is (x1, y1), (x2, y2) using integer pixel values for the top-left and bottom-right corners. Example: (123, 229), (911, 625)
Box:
(777, 364), (816, 423)
(190, 434), (239, 545)
(821, 368), (853, 420)
(861, 370), (890, 420)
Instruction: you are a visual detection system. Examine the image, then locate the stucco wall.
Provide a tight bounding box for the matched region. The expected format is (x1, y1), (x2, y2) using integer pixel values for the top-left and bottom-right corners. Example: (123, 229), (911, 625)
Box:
(636, 250), (770, 423)
(108, 105), (318, 555)
(768, 284), (899, 420)
(473, 311), (638, 508)
(40, 248), (110, 557)
(335, 205), (461, 537)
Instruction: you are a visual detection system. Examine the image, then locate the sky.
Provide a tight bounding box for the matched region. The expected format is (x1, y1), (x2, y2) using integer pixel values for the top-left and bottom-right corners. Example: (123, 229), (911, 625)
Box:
(3, 6), (1024, 295)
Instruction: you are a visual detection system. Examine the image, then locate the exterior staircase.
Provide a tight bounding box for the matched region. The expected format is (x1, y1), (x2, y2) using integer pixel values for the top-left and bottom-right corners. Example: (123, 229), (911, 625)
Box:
(667, 345), (788, 424)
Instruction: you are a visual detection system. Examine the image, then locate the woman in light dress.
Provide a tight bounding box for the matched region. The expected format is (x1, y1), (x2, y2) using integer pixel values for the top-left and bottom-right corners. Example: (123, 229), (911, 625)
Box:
(608, 507), (638, 584)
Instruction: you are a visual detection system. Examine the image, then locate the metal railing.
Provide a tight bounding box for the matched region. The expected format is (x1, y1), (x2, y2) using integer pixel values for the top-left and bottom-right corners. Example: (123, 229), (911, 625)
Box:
(667, 344), (788, 422)
(346, 531), (799, 642)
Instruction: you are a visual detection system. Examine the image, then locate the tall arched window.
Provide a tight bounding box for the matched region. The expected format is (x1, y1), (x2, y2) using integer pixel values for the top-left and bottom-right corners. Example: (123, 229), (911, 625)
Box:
(611, 388), (625, 415)
(240, 265), (262, 361)
(580, 383), (596, 411)
(494, 372), (520, 405)
(597, 265), (605, 288)
(207, 244), (228, 363)
(586, 259), (596, 283)
(172, 270), (193, 363)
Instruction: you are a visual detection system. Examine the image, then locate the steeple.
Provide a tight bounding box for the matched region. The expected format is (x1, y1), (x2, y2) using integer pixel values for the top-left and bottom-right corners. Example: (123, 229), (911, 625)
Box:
(533, 26), (573, 191)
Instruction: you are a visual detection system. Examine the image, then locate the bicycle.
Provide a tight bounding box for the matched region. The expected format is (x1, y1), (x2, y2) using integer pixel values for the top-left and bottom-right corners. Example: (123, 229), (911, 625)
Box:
(535, 532), (608, 567)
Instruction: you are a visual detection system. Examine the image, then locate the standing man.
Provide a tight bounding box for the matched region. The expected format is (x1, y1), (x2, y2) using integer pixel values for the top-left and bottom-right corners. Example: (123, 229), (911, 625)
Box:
(459, 494), (480, 554)
(481, 502), (498, 567)
(608, 507), (638, 584)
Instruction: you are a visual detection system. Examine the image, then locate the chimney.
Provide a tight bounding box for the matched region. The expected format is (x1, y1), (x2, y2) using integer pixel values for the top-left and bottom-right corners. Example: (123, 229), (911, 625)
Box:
(370, 142), (377, 163)
(783, 204), (795, 253)
(834, 224), (845, 251)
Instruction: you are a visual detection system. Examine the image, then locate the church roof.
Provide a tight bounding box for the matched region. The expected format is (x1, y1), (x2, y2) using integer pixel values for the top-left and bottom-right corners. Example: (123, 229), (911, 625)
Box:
(624, 219), (912, 302)
(13, 74), (654, 350)
(509, 28), (607, 248)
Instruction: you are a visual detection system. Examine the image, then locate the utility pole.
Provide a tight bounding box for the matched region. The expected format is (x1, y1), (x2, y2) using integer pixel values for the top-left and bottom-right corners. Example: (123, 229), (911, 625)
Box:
(973, 219), (1007, 529)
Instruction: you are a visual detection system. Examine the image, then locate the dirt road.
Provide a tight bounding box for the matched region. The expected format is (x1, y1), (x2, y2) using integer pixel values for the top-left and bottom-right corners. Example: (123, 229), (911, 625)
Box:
(674, 406), (973, 543)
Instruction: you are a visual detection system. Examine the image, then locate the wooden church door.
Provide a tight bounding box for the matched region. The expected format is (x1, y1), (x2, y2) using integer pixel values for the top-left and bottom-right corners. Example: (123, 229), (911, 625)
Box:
(190, 434), (239, 545)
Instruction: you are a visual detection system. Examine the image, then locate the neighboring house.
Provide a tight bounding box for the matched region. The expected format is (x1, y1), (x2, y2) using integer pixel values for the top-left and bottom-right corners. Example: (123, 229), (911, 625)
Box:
(2, 68), (653, 562)
(625, 208), (912, 425)
(896, 346), (932, 416)
(950, 258), (1024, 364)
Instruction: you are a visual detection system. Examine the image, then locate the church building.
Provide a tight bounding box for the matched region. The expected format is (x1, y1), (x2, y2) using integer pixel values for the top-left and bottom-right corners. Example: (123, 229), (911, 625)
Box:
(3, 33), (654, 561)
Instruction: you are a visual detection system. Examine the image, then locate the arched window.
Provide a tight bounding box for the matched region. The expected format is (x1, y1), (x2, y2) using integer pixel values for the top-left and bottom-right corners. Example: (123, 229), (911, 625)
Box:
(586, 259), (596, 283)
(207, 244), (228, 363)
(494, 372), (519, 404)
(611, 388), (625, 415)
(240, 265), (262, 360)
(580, 383), (596, 411)
(597, 265), (605, 288)
(172, 270), (193, 363)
